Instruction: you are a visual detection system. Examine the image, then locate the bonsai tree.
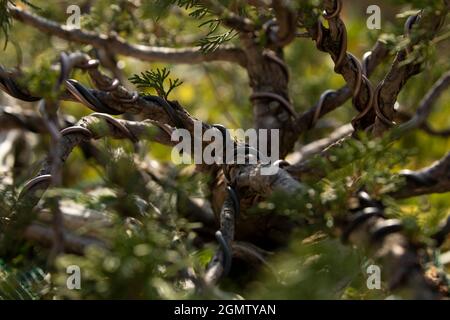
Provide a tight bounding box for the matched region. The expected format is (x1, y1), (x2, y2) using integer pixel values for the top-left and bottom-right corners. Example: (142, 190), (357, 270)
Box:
(0, 0), (449, 299)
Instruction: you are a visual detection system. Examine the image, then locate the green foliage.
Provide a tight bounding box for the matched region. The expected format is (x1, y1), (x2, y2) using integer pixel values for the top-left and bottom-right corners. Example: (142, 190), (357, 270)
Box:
(251, 135), (408, 224)
(16, 54), (60, 100)
(0, 183), (40, 260)
(149, 1), (239, 52)
(152, 0), (209, 20)
(81, 1), (137, 37)
(0, 0), (38, 48)
(197, 28), (237, 53)
(54, 214), (200, 299)
(45, 148), (204, 299)
(129, 67), (183, 99)
(247, 237), (386, 299)
(0, 263), (48, 300)
(297, 0), (321, 29)
(0, 0), (13, 48)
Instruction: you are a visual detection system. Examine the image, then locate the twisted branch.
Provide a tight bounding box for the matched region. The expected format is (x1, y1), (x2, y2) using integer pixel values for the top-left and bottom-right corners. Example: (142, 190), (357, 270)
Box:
(339, 191), (441, 299)
(373, 3), (450, 135)
(17, 113), (173, 211)
(298, 0), (376, 131)
(391, 152), (450, 199)
(205, 186), (239, 285)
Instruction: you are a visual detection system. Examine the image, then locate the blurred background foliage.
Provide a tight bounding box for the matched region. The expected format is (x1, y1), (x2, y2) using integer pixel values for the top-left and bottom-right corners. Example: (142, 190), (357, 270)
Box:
(0, 0), (449, 299)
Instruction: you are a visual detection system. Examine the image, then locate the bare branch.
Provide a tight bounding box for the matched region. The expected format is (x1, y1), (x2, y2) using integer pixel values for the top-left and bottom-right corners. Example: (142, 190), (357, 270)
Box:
(395, 110), (450, 138)
(397, 70), (450, 134)
(37, 206), (113, 238)
(231, 162), (303, 195)
(0, 105), (49, 133)
(421, 124), (450, 137)
(391, 152), (450, 199)
(287, 123), (353, 164)
(9, 6), (247, 66)
(269, 0), (297, 47)
(24, 223), (106, 255)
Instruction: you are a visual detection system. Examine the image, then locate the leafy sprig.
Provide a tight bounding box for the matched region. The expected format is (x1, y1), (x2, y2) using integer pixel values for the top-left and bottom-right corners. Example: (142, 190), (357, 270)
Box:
(129, 68), (183, 99)
(0, 0), (14, 48)
(151, 1), (238, 52)
(197, 29), (237, 53)
(0, 0), (39, 49)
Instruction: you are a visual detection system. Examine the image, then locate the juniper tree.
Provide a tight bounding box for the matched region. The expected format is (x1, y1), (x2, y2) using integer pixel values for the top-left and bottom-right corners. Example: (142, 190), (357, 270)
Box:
(0, 0), (449, 300)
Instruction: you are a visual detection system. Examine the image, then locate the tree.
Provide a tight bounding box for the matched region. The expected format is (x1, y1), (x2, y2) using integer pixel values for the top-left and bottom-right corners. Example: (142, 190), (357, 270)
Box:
(0, 0), (449, 300)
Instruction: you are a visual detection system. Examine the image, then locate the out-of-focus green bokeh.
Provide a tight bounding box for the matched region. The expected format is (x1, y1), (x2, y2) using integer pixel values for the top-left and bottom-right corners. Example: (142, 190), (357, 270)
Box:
(0, 0), (449, 299)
